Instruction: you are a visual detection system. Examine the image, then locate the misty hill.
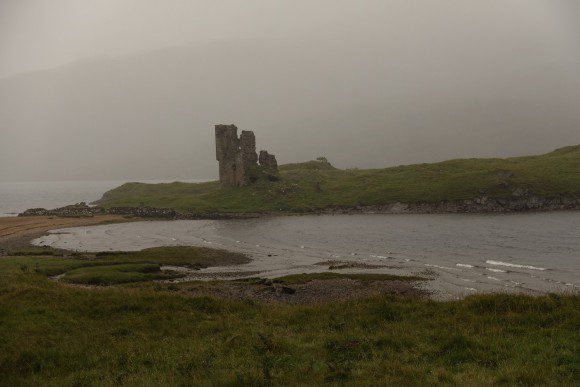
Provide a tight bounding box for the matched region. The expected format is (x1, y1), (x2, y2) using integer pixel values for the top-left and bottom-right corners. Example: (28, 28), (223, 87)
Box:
(96, 145), (580, 213)
(1, 39), (580, 181)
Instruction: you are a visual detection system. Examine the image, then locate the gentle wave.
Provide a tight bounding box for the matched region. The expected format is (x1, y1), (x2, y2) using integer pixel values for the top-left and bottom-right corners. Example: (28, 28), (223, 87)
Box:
(486, 260), (547, 271)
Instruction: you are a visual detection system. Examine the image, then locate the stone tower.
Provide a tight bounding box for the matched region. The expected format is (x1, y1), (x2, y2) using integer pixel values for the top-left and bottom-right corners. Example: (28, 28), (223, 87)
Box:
(215, 124), (244, 187)
(240, 130), (258, 170)
(215, 124), (278, 187)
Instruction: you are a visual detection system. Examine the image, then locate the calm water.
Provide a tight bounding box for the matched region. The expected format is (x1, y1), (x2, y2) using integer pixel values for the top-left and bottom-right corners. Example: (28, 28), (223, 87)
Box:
(0, 179), (207, 217)
(34, 212), (580, 299)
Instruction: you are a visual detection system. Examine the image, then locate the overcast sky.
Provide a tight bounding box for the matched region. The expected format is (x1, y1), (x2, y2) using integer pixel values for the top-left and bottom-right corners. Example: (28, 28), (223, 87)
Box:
(1, 1), (579, 181)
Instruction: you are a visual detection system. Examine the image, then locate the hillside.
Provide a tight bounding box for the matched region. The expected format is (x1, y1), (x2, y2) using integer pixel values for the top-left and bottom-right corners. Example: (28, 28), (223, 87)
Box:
(2, 38), (580, 181)
(96, 145), (580, 214)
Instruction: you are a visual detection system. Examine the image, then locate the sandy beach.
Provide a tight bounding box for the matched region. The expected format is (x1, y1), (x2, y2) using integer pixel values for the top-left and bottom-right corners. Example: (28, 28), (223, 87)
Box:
(0, 215), (130, 251)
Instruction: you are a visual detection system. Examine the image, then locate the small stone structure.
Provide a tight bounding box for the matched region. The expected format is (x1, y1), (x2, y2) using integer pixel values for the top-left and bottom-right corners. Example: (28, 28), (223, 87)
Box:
(215, 124), (278, 187)
(259, 151), (278, 176)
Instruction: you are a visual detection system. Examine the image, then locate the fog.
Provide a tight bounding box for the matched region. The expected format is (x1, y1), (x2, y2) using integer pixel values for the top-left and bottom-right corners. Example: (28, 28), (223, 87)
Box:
(1, 1), (579, 181)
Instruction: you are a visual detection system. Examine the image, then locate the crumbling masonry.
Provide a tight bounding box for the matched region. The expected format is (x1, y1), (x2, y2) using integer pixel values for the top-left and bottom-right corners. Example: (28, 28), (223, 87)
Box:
(215, 124), (278, 187)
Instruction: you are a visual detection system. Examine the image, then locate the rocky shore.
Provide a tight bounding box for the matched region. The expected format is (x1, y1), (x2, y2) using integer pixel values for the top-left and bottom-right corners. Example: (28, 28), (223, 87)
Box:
(18, 202), (260, 220)
(18, 194), (578, 220)
(318, 194), (580, 215)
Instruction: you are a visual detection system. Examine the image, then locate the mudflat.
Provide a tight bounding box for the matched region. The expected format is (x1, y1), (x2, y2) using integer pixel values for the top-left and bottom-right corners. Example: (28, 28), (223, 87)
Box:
(33, 213), (580, 299)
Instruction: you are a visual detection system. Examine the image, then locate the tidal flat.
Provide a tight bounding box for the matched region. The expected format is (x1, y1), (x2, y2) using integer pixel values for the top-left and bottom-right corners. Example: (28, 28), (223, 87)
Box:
(34, 212), (580, 300)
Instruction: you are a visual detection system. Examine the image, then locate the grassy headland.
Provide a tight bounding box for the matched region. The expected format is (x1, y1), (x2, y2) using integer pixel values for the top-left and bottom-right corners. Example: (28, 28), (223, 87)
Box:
(0, 252), (578, 385)
(96, 145), (580, 214)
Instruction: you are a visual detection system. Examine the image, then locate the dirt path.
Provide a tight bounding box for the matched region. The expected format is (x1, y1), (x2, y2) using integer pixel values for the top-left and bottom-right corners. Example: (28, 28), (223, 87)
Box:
(0, 215), (131, 251)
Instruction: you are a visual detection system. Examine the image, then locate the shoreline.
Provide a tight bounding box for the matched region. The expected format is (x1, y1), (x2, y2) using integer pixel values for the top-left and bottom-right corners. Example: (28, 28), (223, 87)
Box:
(16, 194), (580, 220)
(28, 212), (580, 300)
(3, 209), (579, 302)
(0, 215), (134, 252)
(0, 215), (428, 304)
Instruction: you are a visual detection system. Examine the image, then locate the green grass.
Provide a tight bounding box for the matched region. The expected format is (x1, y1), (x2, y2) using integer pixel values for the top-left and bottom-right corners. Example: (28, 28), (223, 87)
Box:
(0, 256), (92, 277)
(0, 246), (249, 286)
(0, 264), (578, 385)
(60, 263), (175, 285)
(95, 246), (249, 269)
(96, 145), (580, 213)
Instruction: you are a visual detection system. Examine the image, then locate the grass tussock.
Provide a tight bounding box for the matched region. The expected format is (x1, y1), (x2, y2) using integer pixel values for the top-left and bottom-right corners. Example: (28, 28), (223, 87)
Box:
(0, 268), (577, 385)
(60, 263), (176, 285)
(96, 145), (580, 213)
(0, 246), (249, 286)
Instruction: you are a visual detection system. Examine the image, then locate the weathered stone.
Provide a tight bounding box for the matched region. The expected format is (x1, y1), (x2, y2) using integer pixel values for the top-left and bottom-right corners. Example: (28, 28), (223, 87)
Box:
(19, 202), (104, 217)
(315, 195), (579, 215)
(240, 130), (258, 170)
(19, 203), (262, 220)
(215, 124), (245, 187)
(215, 124), (278, 187)
(259, 150), (278, 179)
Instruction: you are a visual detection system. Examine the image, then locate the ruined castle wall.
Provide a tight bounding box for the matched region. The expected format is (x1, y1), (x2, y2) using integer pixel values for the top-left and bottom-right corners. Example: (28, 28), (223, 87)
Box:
(215, 124), (238, 162)
(215, 124), (245, 187)
(240, 130), (258, 170)
(215, 124), (278, 187)
(259, 150), (278, 177)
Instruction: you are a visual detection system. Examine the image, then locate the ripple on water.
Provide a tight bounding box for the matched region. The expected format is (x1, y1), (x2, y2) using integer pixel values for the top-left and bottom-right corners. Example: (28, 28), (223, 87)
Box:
(31, 213), (580, 299)
(486, 260), (547, 271)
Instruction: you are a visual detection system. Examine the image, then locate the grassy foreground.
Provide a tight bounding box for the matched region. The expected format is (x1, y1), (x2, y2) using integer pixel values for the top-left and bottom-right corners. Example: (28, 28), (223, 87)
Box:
(96, 145), (580, 213)
(0, 255), (579, 385)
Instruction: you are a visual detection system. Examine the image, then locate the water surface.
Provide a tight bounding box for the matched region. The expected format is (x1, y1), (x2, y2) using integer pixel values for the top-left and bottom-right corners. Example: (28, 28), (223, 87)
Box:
(0, 179), (207, 216)
(34, 212), (580, 299)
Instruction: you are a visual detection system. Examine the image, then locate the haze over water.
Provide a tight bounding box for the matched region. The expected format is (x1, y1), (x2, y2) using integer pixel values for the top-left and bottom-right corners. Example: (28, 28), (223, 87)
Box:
(0, 180), (206, 217)
(2, 1), (580, 181)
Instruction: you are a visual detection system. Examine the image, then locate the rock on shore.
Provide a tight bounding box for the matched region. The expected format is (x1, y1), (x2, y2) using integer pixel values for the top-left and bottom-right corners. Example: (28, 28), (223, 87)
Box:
(18, 193), (579, 221)
(18, 202), (259, 220)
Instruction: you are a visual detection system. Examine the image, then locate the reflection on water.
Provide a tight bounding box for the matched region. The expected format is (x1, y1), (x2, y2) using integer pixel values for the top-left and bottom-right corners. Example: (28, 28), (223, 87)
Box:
(34, 212), (580, 299)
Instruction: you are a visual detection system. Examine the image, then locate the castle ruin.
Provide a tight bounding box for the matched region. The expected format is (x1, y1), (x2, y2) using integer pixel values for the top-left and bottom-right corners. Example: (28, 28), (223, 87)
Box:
(215, 124), (278, 187)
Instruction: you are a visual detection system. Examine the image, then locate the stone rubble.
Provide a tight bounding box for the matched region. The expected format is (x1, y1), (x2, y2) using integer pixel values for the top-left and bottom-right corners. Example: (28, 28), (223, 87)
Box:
(18, 202), (259, 220)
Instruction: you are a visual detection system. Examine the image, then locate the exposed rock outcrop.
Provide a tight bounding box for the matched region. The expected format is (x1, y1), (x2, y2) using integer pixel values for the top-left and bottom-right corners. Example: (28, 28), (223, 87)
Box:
(19, 194), (578, 220)
(317, 195), (579, 215)
(19, 202), (259, 220)
(19, 203), (106, 217)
